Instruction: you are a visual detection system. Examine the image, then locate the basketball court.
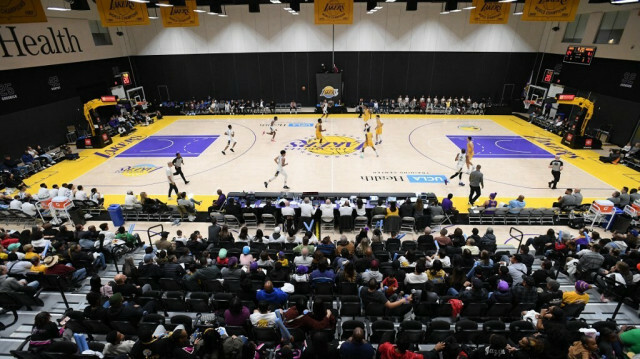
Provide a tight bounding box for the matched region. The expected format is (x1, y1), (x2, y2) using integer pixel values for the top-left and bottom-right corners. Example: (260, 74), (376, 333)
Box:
(24, 114), (640, 212)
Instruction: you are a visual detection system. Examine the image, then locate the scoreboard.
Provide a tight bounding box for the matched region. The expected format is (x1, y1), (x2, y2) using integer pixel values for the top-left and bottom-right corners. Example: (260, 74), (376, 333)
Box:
(564, 46), (596, 65)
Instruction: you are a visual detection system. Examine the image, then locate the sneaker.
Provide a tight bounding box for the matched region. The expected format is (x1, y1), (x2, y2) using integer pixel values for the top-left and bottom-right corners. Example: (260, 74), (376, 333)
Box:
(376, 154), (379, 157)
(264, 181), (268, 188)
(283, 186), (290, 190)
(360, 153), (364, 159)
(459, 182), (465, 186)
(221, 151), (226, 155)
(262, 131), (265, 135)
(185, 181), (190, 184)
(548, 181), (552, 188)
(600, 294), (609, 303)
(444, 179), (448, 185)
(271, 139), (275, 142)
(230, 149), (235, 152)
(167, 196), (172, 199)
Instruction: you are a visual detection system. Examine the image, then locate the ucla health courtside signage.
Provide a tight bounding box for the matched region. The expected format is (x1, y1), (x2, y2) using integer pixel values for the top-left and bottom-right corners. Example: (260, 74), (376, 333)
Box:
(521, 0), (579, 22)
(96, 0), (150, 27)
(161, 0), (198, 28)
(0, 0), (47, 24)
(314, 0), (353, 25)
(469, 0), (510, 24)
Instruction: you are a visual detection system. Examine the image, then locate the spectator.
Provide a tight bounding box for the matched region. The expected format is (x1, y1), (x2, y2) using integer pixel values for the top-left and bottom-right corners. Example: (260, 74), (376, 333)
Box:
(317, 236), (336, 256)
(310, 261), (335, 283)
(568, 336), (598, 359)
(461, 238), (480, 255)
(256, 280), (288, 306)
(378, 334), (423, 359)
(435, 229), (452, 246)
(162, 255), (186, 279)
(506, 254), (528, 284)
(221, 257), (244, 280)
(386, 201), (399, 218)
(361, 259), (383, 283)
(488, 280), (512, 304)
(339, 327), (375, 359)
(427, 260), (446, 283)
(224, 296), (251, 326)
(511, 276), (538, 304)
(405, 260), (428, 284)
(250, 300), (277, 328)
(104, 331), (136, 356)
(562, 280), (591, 306)
(28, 311), (76, 354)
(239, 245), (253, 266)
(554, 189), (576, 208)
(320, 199), (335, 223)
(294, 248), (313, 267)
(43, 255), (86, 285)
(507, 195), (526, 213)
(359, 278), (412, 312)
(209, 189), (226, 212)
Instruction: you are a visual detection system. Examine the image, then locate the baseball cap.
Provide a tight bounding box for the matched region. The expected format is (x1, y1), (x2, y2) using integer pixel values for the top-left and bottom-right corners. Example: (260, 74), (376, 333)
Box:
(218, 248), (227, 259)
(296, 265), (308, 274)
(228, 257), (238, 267)
(370, 259), (379, 269)
(109, 293), (123, 305)
(497, 280), (509, 292)
(243, 246), (250, 255)
(250, 262), (258, 271)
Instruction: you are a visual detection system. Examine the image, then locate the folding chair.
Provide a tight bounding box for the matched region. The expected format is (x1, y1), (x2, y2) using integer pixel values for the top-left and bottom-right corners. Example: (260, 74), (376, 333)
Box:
(262, 213), (277, 229)
(400, 217), (416, 233)
(354, 216), (368, 231)
(243, 213), (258, 228)
(224, 215), (240, 230)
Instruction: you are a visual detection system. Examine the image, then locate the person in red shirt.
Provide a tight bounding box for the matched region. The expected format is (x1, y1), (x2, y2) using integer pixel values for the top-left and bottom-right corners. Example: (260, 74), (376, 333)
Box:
(378, 335), (424, 359)
(43, 255), (86, 286)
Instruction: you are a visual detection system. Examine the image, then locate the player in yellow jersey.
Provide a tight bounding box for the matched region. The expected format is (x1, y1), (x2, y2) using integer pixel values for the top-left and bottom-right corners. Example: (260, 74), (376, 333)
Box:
(362, 106), (372, 133)
(375, 115), (383, 145)
(315, 118), (326, 144)
(466, 136), (474, 173)
(360, 127), (378, 158)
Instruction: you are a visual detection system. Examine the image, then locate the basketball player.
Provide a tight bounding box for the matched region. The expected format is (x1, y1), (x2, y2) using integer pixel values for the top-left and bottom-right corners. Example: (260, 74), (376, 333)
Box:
(321, 100), (329, 119)
(263, 116), (278, 142)
(264, 150), (289, 190)
(465, 136), (474, 173)
(360, 127), (378, 158)
(221, 124), (236, 155)
(315, 119), (326, 144)
(375, 115), (383, 145)
(450, 149), (466, 186)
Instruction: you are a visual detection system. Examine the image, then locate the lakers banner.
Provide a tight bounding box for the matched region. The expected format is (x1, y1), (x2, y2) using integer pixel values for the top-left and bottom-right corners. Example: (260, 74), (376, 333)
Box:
(314, 0), (353, 25)
(161, 0), (198, 27)
(469, 0), (510, 24)
(96, 0), (149, 27)
(0, 0), (47, 24)
(521, 0), (579, 22)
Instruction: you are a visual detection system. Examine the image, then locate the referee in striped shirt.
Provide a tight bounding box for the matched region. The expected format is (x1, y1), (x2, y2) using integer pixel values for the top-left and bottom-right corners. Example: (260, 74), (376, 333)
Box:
(172, 152), (189, 184)
(548, 155), (563, 189)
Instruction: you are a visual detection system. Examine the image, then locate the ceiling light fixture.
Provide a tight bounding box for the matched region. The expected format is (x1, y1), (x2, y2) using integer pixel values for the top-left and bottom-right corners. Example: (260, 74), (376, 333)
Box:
(610, 0), (639, 3)
(129, 0), (150, 3)
(193, 8), (206, 12)
(462, 4), (476, 9)
(47, 6), (71, 10)
(156, 2), (173, 7)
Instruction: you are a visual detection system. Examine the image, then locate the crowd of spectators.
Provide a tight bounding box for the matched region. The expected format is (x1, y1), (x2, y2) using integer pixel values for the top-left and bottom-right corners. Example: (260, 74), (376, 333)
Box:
(163, 98), (289, 116)
(356, 96), (488, 116)
(5, 217), (640, 359)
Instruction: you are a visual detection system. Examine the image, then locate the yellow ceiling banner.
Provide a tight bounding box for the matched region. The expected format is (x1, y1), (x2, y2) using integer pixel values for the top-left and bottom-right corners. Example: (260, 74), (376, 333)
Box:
(469, 0), (510, 24)
(96, 0), (149, 27)
(161, 0), (199, 27)
(314, 0), (353, 25)
(0, 0), (47, 24)
(521, 0), (579, 21)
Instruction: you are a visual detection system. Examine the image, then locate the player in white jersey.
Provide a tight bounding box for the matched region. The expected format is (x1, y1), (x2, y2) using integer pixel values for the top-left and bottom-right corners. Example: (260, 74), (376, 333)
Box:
(263, 116), (278, 142)
(264, 150), (289, 190)
(221, 124), (236, 155)
(321, 100), (329, 119)
(449, 148), (467, 186)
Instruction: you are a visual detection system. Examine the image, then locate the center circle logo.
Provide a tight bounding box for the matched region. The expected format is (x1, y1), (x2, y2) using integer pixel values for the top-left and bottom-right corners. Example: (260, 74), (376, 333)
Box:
(116, 164), (162, 177)
(286, 135), (363, 157)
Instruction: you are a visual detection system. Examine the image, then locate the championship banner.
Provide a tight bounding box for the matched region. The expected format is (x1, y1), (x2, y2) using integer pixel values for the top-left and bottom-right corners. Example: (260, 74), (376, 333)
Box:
(521, 0), (579, 22)
(314, 0), (353, 25)
(316, 73), (342, 104)
(96, 0), (149, 27)
(0, 0), (47, 24)
(161, 0), (199, 28)
(469, 0), (510, 24)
